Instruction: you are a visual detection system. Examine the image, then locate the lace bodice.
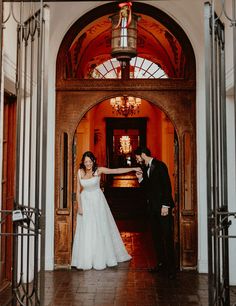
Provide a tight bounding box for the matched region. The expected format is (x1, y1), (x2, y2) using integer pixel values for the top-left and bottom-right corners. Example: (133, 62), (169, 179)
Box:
(78, 170), (101, 192)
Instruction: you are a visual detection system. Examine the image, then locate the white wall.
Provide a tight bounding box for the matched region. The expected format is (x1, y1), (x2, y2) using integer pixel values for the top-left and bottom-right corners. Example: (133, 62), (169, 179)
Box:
(46, 0), (207, 272)
(227, 95), (236, 284)
(44, 0), (210, 272)
(1, 0), (235, 284)
(224, 0), (236, 285)
(224, 0), (234, 92)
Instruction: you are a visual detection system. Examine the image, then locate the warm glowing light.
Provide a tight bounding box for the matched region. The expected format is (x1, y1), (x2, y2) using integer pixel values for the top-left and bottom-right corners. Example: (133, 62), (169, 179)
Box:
(120, 136), (132, 154)
(110, 96), (141, 117)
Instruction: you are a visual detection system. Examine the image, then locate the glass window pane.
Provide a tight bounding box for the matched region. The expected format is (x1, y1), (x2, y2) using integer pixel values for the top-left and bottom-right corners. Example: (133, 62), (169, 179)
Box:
(60, 133), (68, 209)
(89, 56), (168, 79)
(135, 57), (144, 67)
(110, 58), (120, 68)
(96, 65), (107, 76)
(106, 71), (117, 78)
(148, 64), (159, 74)
(104, 60), (113, 72)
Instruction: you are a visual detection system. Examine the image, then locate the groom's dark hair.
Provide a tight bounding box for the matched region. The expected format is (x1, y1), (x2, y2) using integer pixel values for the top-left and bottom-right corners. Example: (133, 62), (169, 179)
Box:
(134, 147), (151, 157)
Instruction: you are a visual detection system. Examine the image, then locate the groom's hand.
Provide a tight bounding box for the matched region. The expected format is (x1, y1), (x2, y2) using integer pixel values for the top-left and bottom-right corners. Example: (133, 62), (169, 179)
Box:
(161, 206), (169, 216)
(135, 171), (143, 180)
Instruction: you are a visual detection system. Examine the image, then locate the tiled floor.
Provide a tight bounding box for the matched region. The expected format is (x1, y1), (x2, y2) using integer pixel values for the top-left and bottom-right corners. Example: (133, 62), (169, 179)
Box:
(1, 180), (236, 305)
(43, 225), (236, 306)
(1, 223), (236, 305)
(44, 267), (209, 306)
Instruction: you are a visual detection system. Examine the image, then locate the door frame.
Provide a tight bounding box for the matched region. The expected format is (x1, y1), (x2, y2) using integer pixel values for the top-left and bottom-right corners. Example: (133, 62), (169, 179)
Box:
(54, 0), (197, 269)
(54, 80), (197, 270)
(0, 92), (16, 292)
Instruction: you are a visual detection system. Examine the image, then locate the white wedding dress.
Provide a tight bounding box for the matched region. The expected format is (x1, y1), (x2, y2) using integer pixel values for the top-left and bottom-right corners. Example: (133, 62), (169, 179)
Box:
(71, 170), (131, 270)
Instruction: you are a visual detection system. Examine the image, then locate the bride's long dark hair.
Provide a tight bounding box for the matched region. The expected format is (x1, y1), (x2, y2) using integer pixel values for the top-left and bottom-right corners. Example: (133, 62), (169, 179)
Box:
(80, 151), (98, 175)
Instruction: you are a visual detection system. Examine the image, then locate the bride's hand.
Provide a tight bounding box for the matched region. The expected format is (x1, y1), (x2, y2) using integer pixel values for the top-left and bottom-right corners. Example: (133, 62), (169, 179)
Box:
(133, 167), (142, 173)
(78, 206), (83, 215)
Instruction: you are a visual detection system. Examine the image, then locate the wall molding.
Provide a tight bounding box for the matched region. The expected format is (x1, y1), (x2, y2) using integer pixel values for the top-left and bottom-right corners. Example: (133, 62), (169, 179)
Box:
(226, 66), (234, 95)
(198, 259), (208, 273)
(3, 53), (37, 96)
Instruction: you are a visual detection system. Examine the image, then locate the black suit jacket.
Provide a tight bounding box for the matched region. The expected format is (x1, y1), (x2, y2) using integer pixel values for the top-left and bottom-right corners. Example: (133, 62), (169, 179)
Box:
(140, 159), (174, 212)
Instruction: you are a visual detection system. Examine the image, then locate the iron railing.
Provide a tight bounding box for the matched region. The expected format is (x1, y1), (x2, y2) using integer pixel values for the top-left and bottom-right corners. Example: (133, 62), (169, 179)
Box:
(0, 1), (47, 305)
(205, 1), (236, 305)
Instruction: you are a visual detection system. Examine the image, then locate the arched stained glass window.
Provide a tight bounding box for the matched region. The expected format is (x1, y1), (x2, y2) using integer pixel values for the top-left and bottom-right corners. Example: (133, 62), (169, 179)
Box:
(89, 56), (168, 79)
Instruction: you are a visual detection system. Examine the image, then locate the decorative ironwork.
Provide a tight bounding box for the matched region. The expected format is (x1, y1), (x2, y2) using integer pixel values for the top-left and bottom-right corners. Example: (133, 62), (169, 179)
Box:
(204, 1), (236, 305)
(0, 1), (48, 305)
(110, 95), (141, 117)
(0, 208), (42, 305)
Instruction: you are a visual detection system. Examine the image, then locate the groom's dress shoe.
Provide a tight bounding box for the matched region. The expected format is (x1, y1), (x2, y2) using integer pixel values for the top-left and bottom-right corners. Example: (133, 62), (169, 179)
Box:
(148, 263), (164, 273)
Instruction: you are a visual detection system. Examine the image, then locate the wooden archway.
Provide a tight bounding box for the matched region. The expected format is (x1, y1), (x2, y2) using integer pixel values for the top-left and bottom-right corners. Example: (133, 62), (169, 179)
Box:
(55, 2), (196, 270)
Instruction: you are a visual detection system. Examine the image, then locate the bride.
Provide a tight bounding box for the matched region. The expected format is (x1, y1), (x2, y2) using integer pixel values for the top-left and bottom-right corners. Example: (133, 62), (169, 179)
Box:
(71, 151), (141, 270)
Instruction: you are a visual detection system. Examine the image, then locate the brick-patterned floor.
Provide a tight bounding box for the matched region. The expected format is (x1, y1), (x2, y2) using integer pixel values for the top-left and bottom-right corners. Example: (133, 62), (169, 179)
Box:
(1, 180), (236, 306)
(44, 268), (209, 306)
(1, 224), (236, 305)
(42, 224), (236, 306)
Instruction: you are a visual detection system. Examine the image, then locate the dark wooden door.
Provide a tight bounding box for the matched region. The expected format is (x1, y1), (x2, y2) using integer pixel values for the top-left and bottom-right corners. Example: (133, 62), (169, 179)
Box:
(106, 118), (147, 167)
(0, 93), (16, 292)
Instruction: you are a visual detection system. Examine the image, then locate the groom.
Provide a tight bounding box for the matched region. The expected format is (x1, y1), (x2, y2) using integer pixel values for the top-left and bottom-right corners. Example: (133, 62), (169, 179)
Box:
(134, 147), (176, 279)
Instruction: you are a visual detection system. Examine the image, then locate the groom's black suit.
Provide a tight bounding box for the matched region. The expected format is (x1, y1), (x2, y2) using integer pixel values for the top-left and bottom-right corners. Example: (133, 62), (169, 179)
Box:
(141, 158), (175, 274)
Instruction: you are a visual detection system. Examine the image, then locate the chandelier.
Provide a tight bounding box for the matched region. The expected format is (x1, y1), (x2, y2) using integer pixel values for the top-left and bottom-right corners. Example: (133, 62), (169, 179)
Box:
(110, 96), (141, 117)
(120, 136), (132, 154)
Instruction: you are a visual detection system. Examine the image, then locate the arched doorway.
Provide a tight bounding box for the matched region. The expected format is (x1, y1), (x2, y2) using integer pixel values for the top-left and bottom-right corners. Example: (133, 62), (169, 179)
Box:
(70, 98), (179, 269)
(54, 2), (196, 270)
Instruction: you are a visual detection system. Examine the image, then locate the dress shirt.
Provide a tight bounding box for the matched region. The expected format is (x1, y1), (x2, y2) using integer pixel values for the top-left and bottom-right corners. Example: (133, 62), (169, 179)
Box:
(147, 158), (153, 177)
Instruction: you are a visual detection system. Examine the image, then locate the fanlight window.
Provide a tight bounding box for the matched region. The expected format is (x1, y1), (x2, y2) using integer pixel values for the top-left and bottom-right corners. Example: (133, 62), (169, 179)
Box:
(89, 56), (168, 79)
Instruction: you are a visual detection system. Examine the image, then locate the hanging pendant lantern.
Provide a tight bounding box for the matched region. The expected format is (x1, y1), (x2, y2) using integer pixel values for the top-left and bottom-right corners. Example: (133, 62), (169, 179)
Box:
(110, 2), (140, 62)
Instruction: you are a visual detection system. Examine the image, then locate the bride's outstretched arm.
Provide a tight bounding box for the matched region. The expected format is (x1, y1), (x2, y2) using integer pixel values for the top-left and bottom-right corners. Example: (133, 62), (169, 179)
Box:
(98, 166), (142, 175)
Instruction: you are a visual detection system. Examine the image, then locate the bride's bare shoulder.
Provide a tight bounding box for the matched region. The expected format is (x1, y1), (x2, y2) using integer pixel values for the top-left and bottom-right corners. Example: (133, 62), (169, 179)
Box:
(78, 168), (85, 178)
(97, 167), (105, 175)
